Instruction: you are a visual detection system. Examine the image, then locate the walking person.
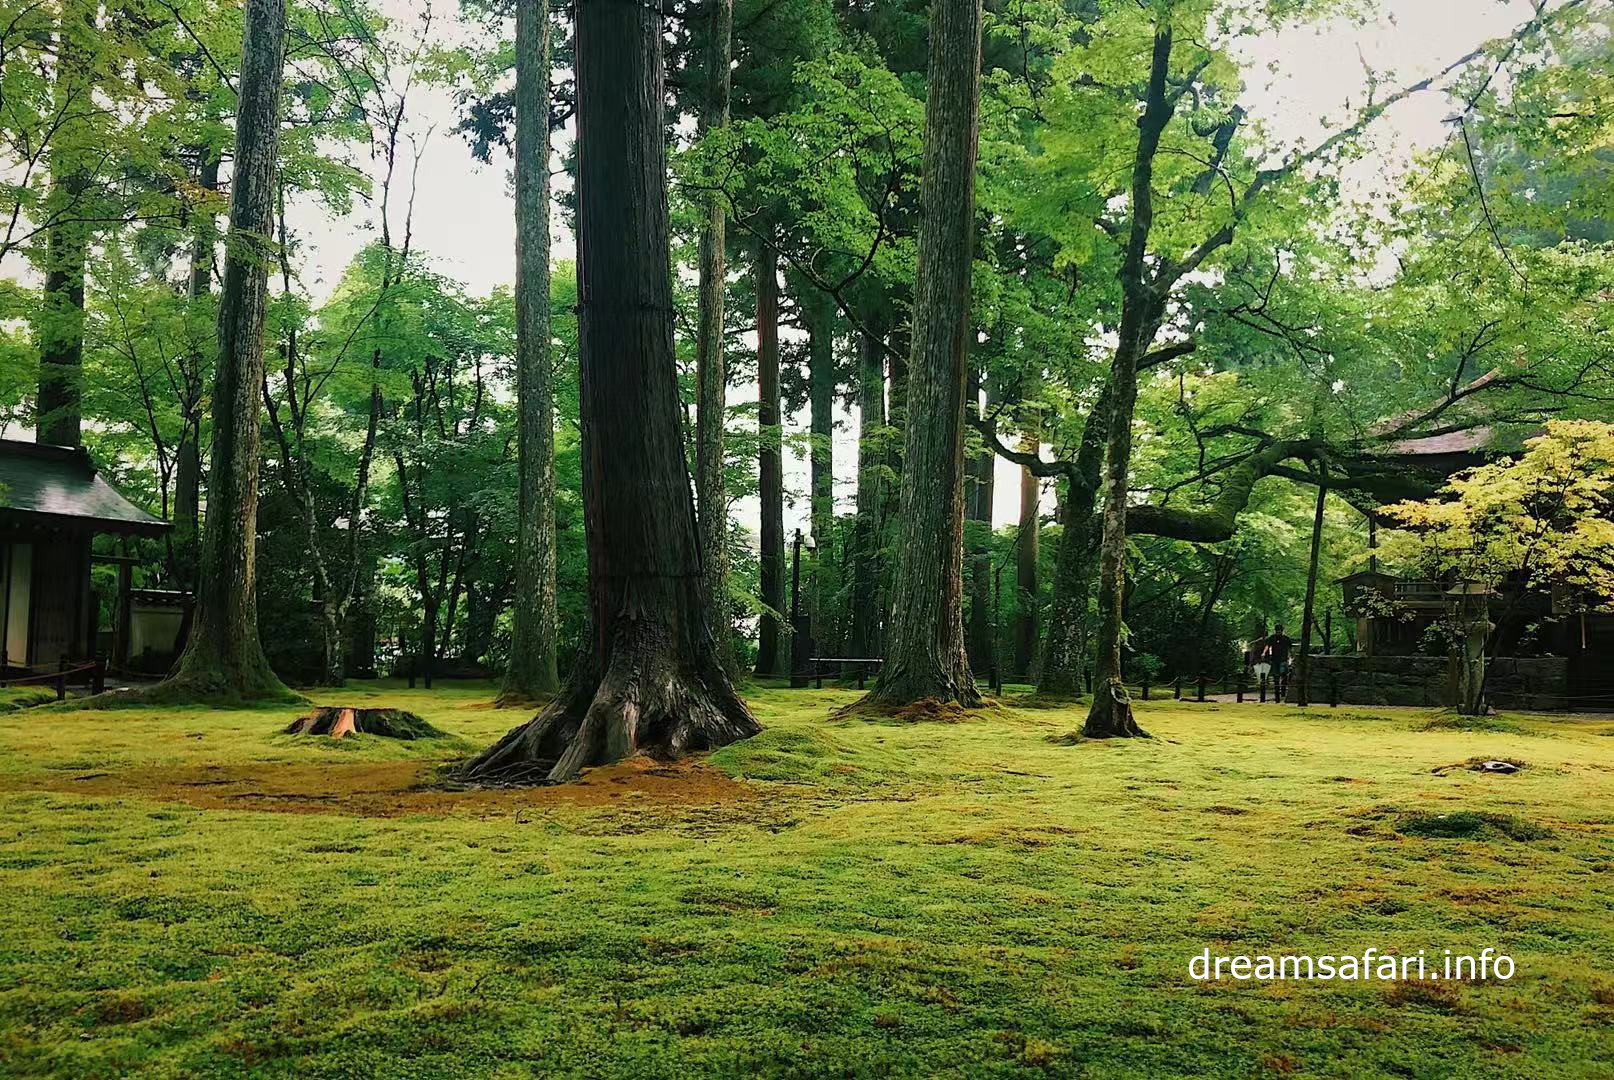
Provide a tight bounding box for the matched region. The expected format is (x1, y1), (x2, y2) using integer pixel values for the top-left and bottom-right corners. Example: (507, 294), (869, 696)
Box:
(1248, 626), (1271, 701)
(1264, 622), (1295, 702)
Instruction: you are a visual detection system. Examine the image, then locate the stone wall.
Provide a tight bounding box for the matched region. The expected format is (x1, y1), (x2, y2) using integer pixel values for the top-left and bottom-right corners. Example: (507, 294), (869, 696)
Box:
(1484, 657), (1571, 712)
(1312, 655), (1569, 711)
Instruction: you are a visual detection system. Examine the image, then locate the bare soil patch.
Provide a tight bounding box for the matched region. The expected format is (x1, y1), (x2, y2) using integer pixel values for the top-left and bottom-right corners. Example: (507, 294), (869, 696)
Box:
(23, 756), (756, 818)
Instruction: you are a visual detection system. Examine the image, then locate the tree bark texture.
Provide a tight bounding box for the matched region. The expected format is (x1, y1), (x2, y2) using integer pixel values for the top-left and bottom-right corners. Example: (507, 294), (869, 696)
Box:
(755, 239), (786, 675)
(172, 149), (218, 593)
(165, 0), (291, 701)
(501, 0), (561, 702)
(1036, 480), (1097, 697)
(695, 0), (735, 672)
(463, 0), (757, 783)
(865, 0), (983, 708)
(965, 370), (995, 672)
(35, 1), (96, 448)
(848, 309), (888, 659)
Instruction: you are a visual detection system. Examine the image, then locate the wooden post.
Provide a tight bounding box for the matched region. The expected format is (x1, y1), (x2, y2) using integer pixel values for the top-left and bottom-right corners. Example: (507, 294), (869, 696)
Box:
(1259, 673), (1267, 703)
(56, 656), (67, 701)
(1173, 676), (1182, 700)
(1141, 680), (1149, 701)
(1237, 671), (1245, 703)
(92, 655), (105, 695)
(1197, 674), (1207, 702)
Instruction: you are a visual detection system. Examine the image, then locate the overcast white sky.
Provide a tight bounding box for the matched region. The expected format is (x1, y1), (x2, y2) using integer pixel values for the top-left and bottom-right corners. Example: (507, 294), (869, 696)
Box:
(53, 1), (1542, 541)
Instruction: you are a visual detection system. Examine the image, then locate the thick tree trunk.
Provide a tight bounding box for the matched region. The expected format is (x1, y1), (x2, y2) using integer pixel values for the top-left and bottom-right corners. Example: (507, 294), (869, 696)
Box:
(1028, 379), (1110, 698)
(848, 309), (887, 659)
(35, 1), (95, 448)
(864, 0), (983, 709)
(171, 436), (201, 583)
(172, 145), (218, 606)
(1036, 481), (1098, 698)
(162, 0), (291, 702)
(879, 322), (909, 633)
(755, 239), (786, 675)
(965, 369), (995, 672)
(695, 0), (735, 673)
(1084, 345), (1154, 736)
(1015, 425), (1040, 677)
(463, 0), (757, 784)
(805, 287), (836, 651)
(500, 0), (560, 703)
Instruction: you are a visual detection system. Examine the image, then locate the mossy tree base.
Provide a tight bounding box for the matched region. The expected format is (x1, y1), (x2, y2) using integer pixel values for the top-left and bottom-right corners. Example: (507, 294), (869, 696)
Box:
(492, 689), (555, 710)
(461, 629), (759, 786)
(284, 707), (445, 740)
(62, 667), (305, 711)
(1082, 678), (1149, 738)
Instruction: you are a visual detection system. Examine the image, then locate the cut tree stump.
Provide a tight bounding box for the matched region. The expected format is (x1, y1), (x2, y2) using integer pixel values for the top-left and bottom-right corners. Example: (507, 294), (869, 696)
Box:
(283, 707), (446, 741)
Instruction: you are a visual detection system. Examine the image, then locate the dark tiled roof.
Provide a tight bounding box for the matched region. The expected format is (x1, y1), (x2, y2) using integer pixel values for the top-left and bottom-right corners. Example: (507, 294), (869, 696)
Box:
(0, 439), (167, 535)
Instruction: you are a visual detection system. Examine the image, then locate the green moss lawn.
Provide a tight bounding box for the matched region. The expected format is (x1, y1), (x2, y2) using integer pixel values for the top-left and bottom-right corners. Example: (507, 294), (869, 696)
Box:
(2, 685), (1612, 1077)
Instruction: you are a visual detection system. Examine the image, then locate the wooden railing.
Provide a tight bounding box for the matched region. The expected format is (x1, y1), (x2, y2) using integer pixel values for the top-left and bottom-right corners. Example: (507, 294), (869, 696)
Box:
(0, 657), (106, 699)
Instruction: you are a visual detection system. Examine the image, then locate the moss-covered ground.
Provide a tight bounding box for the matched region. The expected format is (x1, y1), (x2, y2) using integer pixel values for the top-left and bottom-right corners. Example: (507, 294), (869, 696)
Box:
(2, 684), (1611, 1077)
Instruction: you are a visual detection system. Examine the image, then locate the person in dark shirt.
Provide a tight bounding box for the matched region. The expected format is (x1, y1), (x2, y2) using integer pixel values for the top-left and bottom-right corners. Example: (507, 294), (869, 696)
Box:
(1264, 623), (1295, 701)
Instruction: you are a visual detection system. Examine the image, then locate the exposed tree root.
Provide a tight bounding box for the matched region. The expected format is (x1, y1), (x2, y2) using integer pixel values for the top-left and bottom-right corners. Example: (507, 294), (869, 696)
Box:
(460, 643), (759, 786)
(835, 695), (984, 723)
(1082, 678), (1149, 739)
(283, 707), (446, 740)
(492, 690), (556, 710)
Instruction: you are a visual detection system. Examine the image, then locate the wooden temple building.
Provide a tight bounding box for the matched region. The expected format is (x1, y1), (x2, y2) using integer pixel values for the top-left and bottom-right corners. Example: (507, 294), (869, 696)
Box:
(0, 439), (169, 675)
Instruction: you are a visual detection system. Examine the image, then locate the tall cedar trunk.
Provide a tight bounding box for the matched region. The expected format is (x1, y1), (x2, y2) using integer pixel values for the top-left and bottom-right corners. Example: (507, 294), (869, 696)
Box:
(1037, 482), (1095, 696)
(965, 370), (995, 671)
(805, 287), (836, 651)
(500, 0), (560, 701)
(695, 0), (735, 672)
(463, 0), (758, 784)
(848, 309), (887, 659)
(173, 149), (217, 590)
(755, 239), (786, 674)
(1294, 476), (1327, 706)
(163, 0), (290, 700)
(1083, 27), (1176, 738)
(35, 1), (95, 448)
(879, 322), (909, 630)
(1036, 379), (1109, 697)
(865, 0), (983, 708)
(172, 144), (218, 636)
(1015, 425), (1039, 677)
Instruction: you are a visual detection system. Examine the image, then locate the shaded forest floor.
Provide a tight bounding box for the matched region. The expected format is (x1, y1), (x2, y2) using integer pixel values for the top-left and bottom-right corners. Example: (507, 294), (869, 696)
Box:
(2, 684), (1612, 1077)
